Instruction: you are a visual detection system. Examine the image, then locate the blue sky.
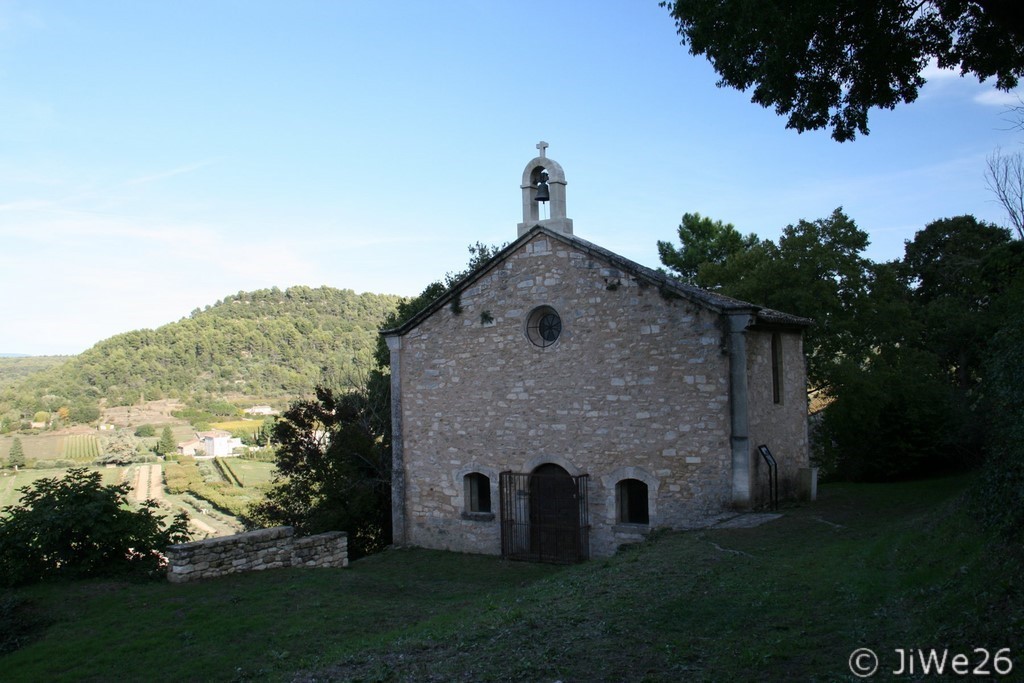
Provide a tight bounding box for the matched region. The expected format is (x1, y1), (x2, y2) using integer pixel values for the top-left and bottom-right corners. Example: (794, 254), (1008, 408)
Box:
(1, 1), (1020, 356)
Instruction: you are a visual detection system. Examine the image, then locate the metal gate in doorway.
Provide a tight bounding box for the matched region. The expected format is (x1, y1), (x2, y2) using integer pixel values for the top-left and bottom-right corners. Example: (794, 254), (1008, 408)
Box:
(499, 469), (590, 563)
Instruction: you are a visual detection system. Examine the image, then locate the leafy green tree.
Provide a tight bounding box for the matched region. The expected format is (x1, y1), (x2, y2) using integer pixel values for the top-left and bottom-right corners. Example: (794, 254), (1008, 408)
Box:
(902, 216), (1019, 391)
(134, 424), (156, 437)
(819, 346), (964, 481)
(246, 386), (390, 559)
(0, 467), (190, 586)
(662, 207), (873, 391)
(657, 208), (1014, 481)
(68, 402), (100, 424)
(817, 215), (1020, 480)
(156, 426), (177, 456)
(243, 417), (277, 447)
(662, 0), (1024, 141)
(7, 438), (25, 469)
(657, 212), (758, 284)
(97, 430), (141, 466)
(976, 281), (1024, 539)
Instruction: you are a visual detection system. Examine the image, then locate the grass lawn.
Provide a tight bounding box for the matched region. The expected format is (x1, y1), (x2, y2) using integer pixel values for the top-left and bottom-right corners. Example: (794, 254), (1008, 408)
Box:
(0, 432), (66, 462)
(1, 467), (128, 509)
(228, 459), (277, 487)
(2, 476), (1021, 682)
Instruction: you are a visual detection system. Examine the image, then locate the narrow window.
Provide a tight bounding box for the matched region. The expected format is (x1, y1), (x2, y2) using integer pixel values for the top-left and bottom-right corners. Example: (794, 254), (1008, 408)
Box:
(616, 479), (649, 525)
(464, 473), (491, 514)
(771, 332), (784, 404)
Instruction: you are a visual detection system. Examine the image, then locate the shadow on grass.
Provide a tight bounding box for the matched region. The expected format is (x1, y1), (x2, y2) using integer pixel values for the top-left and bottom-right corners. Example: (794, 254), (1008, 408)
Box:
(3, 476), (1021, 682)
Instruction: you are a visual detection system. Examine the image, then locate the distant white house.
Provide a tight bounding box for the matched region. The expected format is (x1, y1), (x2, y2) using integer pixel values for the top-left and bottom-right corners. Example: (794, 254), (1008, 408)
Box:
(176, 429), (243, 458)
(244, 405), (277, 416)
(176, 438), (204, 457)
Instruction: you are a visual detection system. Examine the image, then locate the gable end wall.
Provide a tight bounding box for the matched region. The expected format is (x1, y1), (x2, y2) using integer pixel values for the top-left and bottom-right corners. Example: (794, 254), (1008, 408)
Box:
(395, 234), (751, 557)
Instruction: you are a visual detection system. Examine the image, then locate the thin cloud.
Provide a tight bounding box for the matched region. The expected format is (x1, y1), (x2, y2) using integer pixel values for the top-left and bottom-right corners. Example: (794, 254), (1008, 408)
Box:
(123, 159), (221, 187)
(921, 58), (961, 82)
(974, 89), (1023, 107)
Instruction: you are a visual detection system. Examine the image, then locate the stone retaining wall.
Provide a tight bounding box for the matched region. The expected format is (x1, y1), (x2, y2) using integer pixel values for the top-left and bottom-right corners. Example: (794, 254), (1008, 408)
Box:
(166, 526), (348, 583)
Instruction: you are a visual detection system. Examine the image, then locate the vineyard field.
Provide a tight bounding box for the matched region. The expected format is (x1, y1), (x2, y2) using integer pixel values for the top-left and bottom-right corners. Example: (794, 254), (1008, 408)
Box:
(62, 434), (101, 461)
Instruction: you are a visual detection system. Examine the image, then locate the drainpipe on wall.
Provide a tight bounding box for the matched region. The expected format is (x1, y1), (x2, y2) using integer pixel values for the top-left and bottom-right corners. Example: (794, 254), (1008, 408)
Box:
(727, 312), (754, 507)
(386, 335), (407, 545)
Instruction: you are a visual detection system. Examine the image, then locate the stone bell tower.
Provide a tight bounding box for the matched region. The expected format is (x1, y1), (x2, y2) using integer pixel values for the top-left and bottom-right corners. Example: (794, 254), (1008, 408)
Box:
(517, 141), (573, 237)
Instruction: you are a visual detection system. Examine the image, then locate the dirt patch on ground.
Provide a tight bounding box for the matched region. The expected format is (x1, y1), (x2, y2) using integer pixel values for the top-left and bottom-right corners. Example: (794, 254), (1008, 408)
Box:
(132, 464), (164, 504)
(101, 399), (185, 428)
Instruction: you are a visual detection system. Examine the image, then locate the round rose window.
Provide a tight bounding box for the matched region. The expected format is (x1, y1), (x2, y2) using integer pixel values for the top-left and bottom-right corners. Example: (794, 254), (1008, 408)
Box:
(526, 306), (562, 348)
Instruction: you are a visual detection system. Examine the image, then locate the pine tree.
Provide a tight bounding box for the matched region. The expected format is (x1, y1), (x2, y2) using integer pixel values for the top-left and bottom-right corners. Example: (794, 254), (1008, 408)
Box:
(8, 437), (25, 469)
(157, 426), (176, 456)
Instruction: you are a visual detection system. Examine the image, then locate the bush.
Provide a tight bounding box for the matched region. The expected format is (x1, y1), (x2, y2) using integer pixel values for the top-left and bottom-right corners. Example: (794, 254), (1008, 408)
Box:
(818, 347), (967, 481)
(68, 403), (100, 424)
(134, 424), (156, 437)
(976, 290), (1024, 539)
(0, 468), (190, 586)
(241, 447), (277, 462)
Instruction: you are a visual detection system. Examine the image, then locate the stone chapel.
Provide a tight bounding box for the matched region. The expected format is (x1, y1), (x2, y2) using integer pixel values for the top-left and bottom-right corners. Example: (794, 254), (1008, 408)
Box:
(382, 144), (812, 562)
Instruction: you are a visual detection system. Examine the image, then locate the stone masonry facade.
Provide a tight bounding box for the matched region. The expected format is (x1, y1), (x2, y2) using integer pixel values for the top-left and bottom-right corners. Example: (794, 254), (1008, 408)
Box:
(166, 526), (348, 583)
(387, 228), (810, 559)
(746, 330), (811, 503)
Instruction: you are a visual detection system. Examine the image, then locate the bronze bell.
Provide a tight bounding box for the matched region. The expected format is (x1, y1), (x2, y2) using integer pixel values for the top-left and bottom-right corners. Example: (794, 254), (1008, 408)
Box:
(534, 172), (550, 202)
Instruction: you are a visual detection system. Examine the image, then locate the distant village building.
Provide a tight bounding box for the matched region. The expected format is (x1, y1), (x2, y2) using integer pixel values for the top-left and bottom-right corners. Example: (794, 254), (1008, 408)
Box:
(244, 405), (278, 416)
(382, 143), (813, 562)
(176, 430), (243, 458)
(176, 437), (204, 457)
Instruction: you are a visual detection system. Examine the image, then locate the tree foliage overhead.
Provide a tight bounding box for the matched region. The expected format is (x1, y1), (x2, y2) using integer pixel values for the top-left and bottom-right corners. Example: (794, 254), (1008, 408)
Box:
(662, 0), (1024, 140)
(0, 286), (402, 423)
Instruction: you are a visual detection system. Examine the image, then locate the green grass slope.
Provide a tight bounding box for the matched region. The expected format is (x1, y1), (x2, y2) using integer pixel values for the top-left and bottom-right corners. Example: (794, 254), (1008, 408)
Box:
(2, 477), (1021, 682)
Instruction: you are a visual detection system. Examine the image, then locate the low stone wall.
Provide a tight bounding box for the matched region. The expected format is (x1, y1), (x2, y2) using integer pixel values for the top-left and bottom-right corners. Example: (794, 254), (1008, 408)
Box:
(166, 526), (348, 583)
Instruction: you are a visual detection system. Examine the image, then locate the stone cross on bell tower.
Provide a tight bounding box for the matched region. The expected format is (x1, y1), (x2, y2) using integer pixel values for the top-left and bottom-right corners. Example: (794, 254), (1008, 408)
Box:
(517, 141), (573, 237)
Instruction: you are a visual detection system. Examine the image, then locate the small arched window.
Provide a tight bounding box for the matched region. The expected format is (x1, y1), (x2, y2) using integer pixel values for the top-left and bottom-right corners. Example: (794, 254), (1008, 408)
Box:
(464, 472), (492, 514)
(616, 479), (649, 525)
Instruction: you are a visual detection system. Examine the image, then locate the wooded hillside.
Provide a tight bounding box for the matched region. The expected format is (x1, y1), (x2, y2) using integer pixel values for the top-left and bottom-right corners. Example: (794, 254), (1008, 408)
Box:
(0, 286), (401, 427)
(0, 357), (68, 392)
